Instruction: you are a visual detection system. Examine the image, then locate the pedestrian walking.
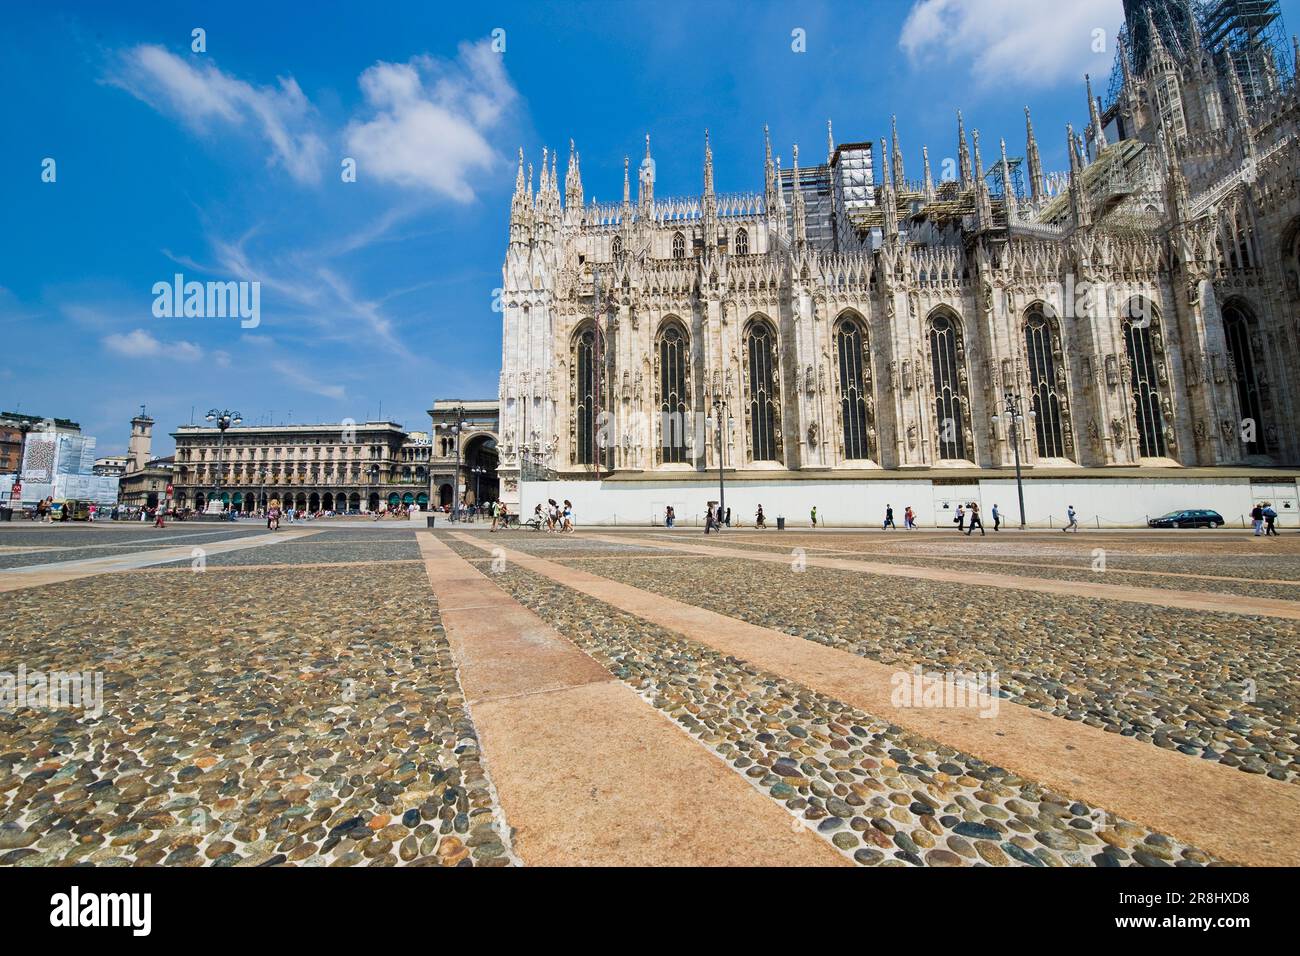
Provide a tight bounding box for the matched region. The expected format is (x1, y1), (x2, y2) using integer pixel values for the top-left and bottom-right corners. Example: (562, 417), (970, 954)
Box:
(991, 504), (1000, 531)
(154, 506), (166, 529)
(1264, 502), (1279, 536)
(665, 505), (675, 528)
(1251, 503), (1265, 536)
(1063, 504), (1079, 532)
(810, 506), (818, 529)
(883, 504), (895, 530)
(966, 501), (985, 536)
(904, 506), (915, 529)
(954, 503), (965, 532)
(755, 504), (767, 529)
(725, 507), (731, 527)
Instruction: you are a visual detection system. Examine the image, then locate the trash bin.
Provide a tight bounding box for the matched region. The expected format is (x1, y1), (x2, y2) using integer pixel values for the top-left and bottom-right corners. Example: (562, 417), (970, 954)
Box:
(776, 516), (785, 530)
(426, 515), (437, 528)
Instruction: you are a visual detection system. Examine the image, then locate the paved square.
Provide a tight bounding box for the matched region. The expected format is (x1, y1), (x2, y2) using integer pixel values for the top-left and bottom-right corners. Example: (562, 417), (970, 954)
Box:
(3, 520), (1297, 866)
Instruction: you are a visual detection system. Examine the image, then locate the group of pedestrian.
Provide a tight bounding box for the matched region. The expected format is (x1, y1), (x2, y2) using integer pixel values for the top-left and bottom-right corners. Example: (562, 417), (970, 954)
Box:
(534, 498), (574, 533)
(704, 503), (733, 533)
(488, 500), (511, 531)
(1251, 502), (1279, 536)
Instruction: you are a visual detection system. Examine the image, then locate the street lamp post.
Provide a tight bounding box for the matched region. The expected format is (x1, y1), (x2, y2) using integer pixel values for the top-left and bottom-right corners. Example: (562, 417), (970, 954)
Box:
(991, 392), (1035, 529)
(369, 463), (379, 515)
(205, 408), (241, 514)
(258, 467), (268, 516)
(711, 397), (734, 528)
(437, 404), (468, 521)
(471, 465), (486, 514)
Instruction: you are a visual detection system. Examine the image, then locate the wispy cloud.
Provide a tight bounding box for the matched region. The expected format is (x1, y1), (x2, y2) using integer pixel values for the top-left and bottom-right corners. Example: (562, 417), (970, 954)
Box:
(270, 359), (346, 400)
(899, 0), (1123, 90)
(109, 44), (327, 183)
(344, 40), (518, 200)
(103, 327), (204, 361)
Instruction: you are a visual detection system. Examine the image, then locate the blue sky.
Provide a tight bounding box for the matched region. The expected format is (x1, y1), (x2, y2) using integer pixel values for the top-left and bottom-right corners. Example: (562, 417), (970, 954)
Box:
(4, 0), (1297, 456)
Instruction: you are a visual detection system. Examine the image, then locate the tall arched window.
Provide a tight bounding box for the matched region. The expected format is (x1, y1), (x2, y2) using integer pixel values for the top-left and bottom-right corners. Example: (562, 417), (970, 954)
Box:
(835, 315), (873, 460)
(744, 317), (781, 462)
(656, 321), (690, 464)
(733, 228), (749, 256)
(611, 235), (623, 259)
(672, 232), (686, 259)
(1024, 308), (1067, 458)
(573, 326), (599, 465)
(929, 312), (968, 460)
(1123, 304), (1166, 458)
(1223, 302), (1268, 454)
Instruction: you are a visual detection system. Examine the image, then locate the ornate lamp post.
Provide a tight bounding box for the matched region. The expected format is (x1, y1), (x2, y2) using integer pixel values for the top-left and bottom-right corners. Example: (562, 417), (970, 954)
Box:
(437, 403), (468, 521)
(471, 465), (487, 513)
(205, 408), (241, 512)
(711, 397), (734, 527)
(991, 392), (1035, 529)
(369, 463), (380, 514)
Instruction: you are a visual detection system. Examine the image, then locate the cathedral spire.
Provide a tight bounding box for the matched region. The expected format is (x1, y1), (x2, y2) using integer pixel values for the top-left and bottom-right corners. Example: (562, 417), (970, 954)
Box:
(539, 147), (549, 194)
(565, 138), (583, 211)
(1293, 36), (1299, 84)
(1186, 0), (1203, 63)
(972, 129), (984, 180)
(638, 134), (654, 210)
(622, 155), (630, 209)
(791, 143), (807, 245)
(1228, 62), (1255, 153)
(1086, 74), (1108, 156)
(878, 138), (898, 239)
(703, 128), (714, 196)
(1067, 124), (1090, 229)
(890, 115), (905, 187)
(922, 145), (934, 200)
(957, 110), (972, 189)
(1000, 137), (1016, 213)
(826, 119), (834, 163)
(514, 147), (525, 193)
(1024, 107), (1044, 202)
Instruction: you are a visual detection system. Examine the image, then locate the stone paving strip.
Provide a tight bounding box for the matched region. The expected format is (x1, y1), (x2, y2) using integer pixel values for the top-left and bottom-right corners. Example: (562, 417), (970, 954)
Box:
(443, 535), (1229, 867)
(0, 563), (512, 866)
(580, 535), (1298, 785)
(672, 536), (1300, 602)
(417, 534), (846, 867)
(599, 533), (1300, 621)
(451, 533), (1300, 866)
(155, 539), (423, 568)
(0, 531), (322, 591)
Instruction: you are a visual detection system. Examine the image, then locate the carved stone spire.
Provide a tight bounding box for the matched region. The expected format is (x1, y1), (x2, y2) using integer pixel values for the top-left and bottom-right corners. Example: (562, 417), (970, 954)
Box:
(1067, 124), (1091, 229)
(891, 115), (905, 187)
(638, 134), (655, 211)
(922, 145), (934, 200)
(622, 155), (630, 209)
(879, 138), (898, 239)
(791, 143), (807, 245)
(564, 139), (583, 211)
(1086, 74), (1108, 155)
(972, 129), (984, 180)
(957, 110), (972, 189)
(1000, 137), (1016, 214)
(1024, 106), (1044, 202)
(826, 118), (834, 163)
(703, 128), (714, 196)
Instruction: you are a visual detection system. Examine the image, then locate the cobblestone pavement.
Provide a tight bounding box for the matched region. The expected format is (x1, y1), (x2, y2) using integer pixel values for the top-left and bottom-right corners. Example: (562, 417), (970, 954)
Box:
(0, 562), (511, 867)
(537, 547), (1298, 785)
(442, 540), (1218, 867)
(1, 523), (1290, 867)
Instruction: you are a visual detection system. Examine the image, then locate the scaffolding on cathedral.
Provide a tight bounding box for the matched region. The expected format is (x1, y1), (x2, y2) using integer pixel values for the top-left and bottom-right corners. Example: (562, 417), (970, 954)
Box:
(1106, 0), (1293, 112)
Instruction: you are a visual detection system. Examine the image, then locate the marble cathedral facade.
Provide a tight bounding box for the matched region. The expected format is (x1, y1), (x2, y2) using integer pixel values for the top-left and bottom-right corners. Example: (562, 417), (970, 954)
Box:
(495, 15), (1300, 504)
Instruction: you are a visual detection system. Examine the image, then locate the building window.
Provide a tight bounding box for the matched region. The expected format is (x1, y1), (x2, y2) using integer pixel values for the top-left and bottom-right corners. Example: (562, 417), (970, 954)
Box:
(672, 232), (686, 259)
(1224, 302), (1268, 454)
(611, 235), (623, 259)
(744, 317), (781, 462)
(1024, 309), (1067, 458)
(657, 321), (690, 464)
(734, 228), (749, 256)
(572, 325), (603, 466)
(929, 313), (968, 460)
(1123, 307), (1166, 458)
(834, 315), (873, 460)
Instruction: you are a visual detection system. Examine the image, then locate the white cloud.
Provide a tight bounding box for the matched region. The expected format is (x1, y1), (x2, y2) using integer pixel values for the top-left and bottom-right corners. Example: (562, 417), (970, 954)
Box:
(899, 0), (1123, 90)
(103, 328), (203, 361)
(111, 45), (327, 183)
(344, 41), (517, 200)
(270, 360), (346, 400)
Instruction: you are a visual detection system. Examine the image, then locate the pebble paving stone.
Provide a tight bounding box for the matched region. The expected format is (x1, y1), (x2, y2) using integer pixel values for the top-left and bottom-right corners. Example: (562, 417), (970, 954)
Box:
(544, 548), (1299, 785)
(0, 563), (511, 866)
(441, 542), (1218, 867)
(154, 539), (424, 567)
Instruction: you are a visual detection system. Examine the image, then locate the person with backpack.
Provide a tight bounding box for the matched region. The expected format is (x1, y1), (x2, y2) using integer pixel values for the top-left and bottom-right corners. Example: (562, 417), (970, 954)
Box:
(966, 501), (985, 536)
(883, 504), (895, 530)
(1264, 502), (1279, 536)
